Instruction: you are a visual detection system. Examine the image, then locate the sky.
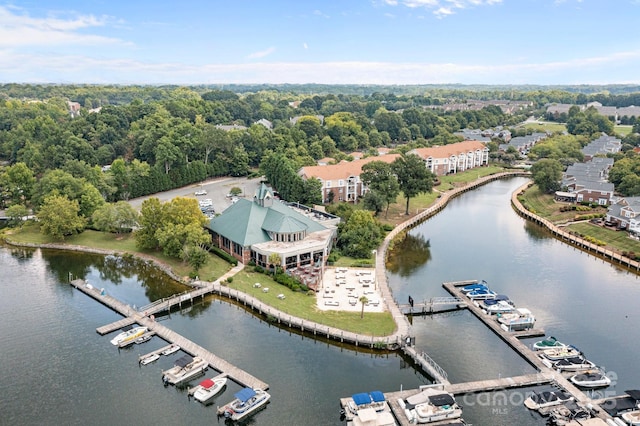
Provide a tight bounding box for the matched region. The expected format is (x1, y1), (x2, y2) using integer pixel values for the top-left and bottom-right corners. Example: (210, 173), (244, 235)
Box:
(1, 0), (640, 86)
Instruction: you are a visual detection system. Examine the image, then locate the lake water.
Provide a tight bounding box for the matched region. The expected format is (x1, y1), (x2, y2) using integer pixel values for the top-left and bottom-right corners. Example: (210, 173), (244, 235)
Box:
(1, 176), (638, 426)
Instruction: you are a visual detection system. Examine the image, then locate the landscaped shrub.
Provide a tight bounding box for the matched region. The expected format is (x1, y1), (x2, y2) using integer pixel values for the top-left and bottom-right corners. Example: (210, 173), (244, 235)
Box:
(209, 246), (238, 265)
(226, 277), (233, 283)
(254, 265), (265, 274)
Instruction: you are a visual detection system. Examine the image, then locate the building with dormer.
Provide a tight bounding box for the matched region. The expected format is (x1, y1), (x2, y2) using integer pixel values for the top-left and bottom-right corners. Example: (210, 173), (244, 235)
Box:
(206, 184), (339, 271)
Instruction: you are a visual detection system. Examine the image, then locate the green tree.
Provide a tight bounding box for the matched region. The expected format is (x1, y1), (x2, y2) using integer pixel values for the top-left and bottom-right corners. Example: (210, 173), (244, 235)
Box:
(392, 154), (434, 215)
(337, 210), (383, 258)
(359, 295), (368, 319)
(135, 197), (164, 250)
(38, 195), (86, 240)
(360, 161), (400, 218)
(6, 204), (29, 228)
(268, 252), (282, 274)
(92, 201), (139, 234)
(1, 162), (36, 206)
(531, 158), (563, 193)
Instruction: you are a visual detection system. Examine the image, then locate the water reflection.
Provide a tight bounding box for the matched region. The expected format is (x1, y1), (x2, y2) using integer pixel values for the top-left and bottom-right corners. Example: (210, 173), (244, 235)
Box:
(386, 233), (431, 277)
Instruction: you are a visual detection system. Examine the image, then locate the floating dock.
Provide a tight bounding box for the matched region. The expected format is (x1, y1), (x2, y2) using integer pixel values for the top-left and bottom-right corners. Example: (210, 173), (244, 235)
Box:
(70, 278), (268, 391)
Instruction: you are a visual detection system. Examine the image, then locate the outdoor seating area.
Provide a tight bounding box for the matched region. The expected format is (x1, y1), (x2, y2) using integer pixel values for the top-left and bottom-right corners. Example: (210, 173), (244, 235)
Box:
(287, 264), (322, 291)
(316, 267), (384, 313)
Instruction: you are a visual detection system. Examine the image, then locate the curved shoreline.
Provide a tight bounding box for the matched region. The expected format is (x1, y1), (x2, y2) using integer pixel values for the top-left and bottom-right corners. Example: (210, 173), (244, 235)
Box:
(510, 181), (640, 273)
(1, 171), (530, 352)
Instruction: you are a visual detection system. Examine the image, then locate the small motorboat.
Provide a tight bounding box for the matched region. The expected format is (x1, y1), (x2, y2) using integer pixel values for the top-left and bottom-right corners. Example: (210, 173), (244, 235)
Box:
(135, 334), (152, 344)
(466, 288), (497, 300)
(192, 377), (227, 404)
(569, 369), (612, 388)
(161, 345), (180, 356)
(545, 356), (596, 372)
(621, 409), (640, 425)
(532, 336), (567, 351)
(483, 300), (515, 314)
(140, 353), (160, 365)
(109, 326), (148, 346)
(497, 308), (535, 331)
(541, 346), (582, 361)
(524, 390), (573, 410)
(218, 388), (271, 421)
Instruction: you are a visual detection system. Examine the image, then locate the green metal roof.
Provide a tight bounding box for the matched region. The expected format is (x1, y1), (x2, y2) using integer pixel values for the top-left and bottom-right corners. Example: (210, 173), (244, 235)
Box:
(207, 198), (327, 247)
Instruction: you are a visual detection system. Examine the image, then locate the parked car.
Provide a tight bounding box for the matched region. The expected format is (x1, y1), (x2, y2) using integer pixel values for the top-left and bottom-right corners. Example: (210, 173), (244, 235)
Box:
(199, 199), (213, 207)
(194, 189), (207, 196)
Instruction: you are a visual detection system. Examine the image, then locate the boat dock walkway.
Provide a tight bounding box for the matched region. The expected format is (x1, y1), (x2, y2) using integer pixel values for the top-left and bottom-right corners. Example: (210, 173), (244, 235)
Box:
(397, 296), (467, 315)
(70, 277), (268, 391)
(442, 280), (596, 405)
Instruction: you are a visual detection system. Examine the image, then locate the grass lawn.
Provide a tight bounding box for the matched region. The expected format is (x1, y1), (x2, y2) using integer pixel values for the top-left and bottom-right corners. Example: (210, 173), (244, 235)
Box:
(227, 268), (397, 337)
(519, 122), (567, 133)
(380, 166), (507, 226)
(2, 222), (232, 282)
(614, 125), (633, 137)
(519, 185), (640, 255)
(566, 222), (640, 253)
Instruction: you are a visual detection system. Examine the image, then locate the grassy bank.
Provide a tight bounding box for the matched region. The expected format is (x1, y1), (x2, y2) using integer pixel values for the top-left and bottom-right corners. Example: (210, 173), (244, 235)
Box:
(519, 185), (640, 255)
(2, 222), (395, 337)
(226, 268), (396, 336)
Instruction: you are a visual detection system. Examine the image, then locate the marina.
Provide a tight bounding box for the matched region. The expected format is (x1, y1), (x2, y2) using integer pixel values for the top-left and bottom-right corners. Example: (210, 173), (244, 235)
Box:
(69, 277), (269, 391)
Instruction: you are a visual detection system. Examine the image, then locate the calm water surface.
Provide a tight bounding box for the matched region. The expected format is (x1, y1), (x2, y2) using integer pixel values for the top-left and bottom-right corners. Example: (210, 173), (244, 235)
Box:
(1, 177), (638, 426)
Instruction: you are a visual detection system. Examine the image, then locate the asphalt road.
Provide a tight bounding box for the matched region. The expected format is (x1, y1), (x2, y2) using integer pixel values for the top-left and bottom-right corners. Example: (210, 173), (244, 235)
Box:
(127, 175), (264, 213)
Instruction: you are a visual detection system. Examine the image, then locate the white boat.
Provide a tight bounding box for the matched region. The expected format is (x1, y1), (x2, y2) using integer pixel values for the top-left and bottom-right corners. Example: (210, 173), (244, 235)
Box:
(524, 390), (573, 410)
(140, 353), (160, 365)
(483, 300), (515, 314)
(109, 326), (148, 346)
(161, 345), (180, 356)
(192, 377), (227, 404)
(135, 334), (152, 344)
(399, 388), (462, 424)
(497, 308), (535, 331)
(162, 355), (208, 386)
(621, 410), (640, 425)
(569, 369), (612, 388)
(543, 355), (596, 371)
(218, 388), (270, 421)
(533, 336), (567, 351)
(541, 346), (582, 361)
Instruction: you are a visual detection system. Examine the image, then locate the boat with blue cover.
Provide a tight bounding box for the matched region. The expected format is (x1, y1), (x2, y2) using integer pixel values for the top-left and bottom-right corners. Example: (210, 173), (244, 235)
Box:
(218, 387), (270, 421)
(461, 280), (488, 293)
(481, 295), (515, 314)
(466, 287), (497, 300)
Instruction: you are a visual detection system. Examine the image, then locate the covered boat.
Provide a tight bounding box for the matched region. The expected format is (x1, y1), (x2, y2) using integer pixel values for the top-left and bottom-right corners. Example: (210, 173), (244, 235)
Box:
(569, 369), (612, 388)
(109, 326), (148, 346)
(524, 390), (573, 410)
(218, 387), (270, 421)
(192, 377), (227, 404)
(541, 346), (582, 361)
(466, 288), (497, 300)
(544, 356), (596, 372)
(532, 336), (567, 351)
(162, 355), (208, 385)
(483, 300), (515, 314)
(461, 281), (488, 293)
(497, 308), (535, 331)
(399, 388), (462, 424)
(620, 390), (640, 425)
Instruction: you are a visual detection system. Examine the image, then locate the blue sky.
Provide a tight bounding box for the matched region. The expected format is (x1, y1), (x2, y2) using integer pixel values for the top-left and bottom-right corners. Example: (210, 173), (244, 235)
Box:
(1, 0), (639, 85)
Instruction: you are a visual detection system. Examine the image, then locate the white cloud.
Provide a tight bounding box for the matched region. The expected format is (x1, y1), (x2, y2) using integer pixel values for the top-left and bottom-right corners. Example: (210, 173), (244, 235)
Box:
(384, 0), (502, 16)
(0, 6), (127, 47)
(246, 47), (276, 59)
(2, 49), (639, 85)
(303, 43), (308, 49)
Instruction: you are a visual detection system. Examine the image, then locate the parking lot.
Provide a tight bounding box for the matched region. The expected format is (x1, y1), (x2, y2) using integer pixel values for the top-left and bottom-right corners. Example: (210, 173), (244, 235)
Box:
(127, 176), (263, 214)
(316, 267), (385, 313)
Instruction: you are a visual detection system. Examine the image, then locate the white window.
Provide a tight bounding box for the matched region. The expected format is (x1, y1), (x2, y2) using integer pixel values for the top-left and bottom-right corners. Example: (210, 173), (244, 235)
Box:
(338, 179), (344, 186)
(326, 181), (331, 188)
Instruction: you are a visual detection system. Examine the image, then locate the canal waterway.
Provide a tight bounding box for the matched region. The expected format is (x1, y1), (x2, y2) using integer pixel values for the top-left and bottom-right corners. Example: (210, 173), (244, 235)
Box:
(1, 176), (638, 425)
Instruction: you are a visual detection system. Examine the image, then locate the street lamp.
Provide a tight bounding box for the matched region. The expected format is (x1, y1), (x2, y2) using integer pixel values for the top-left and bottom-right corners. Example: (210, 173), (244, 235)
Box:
(372, 249), (377, 290)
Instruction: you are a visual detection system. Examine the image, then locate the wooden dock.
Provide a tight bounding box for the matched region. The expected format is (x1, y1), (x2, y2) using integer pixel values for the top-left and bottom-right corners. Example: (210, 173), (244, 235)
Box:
(70, 278), (268, 391)
(398, 297), (467, 315)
